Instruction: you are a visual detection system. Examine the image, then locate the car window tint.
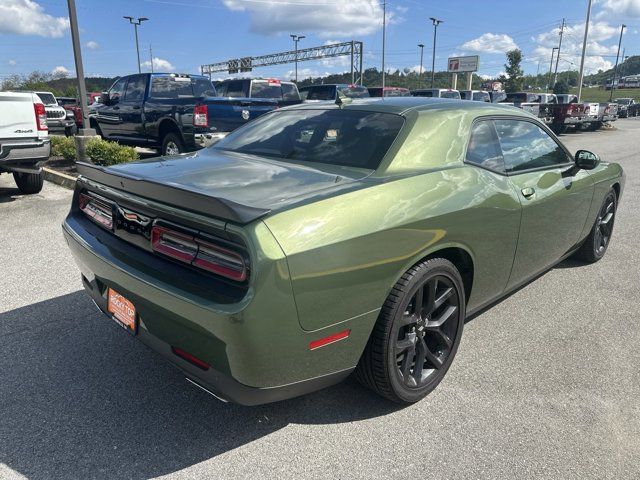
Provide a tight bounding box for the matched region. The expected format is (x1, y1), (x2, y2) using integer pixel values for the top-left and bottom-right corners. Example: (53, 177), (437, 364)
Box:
(224, 81), (246, 97)
(494, 120), (570, 173)
(214, 109), (404, 170)
(193, 79), (216, 97)
(150, 76), (195, 98)
(466, 121), (505, 172)
(109, 78), (127, 102)
(307, 86), (336, 100)
(124, 75), (146, 102)
(338, 86), (370, 98)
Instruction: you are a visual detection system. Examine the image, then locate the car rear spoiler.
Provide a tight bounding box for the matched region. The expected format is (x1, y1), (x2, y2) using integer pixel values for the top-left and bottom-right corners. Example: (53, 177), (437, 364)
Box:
(76, 162), (271, 225)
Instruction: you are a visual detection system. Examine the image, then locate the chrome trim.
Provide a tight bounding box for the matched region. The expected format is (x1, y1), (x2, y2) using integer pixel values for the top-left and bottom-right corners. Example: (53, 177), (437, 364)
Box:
(185, 377), (229, 402)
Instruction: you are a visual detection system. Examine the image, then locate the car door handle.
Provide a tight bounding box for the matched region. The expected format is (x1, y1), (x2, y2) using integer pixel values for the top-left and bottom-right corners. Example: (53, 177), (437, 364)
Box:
(113, 106), (120, 110)
(521, 187), (535, 198)
(132, 105), (141, 110)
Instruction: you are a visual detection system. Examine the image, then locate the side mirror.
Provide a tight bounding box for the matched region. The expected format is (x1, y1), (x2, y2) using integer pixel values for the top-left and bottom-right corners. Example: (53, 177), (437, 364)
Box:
(575, 150), (600, 170)
(100, 92), (110, 104)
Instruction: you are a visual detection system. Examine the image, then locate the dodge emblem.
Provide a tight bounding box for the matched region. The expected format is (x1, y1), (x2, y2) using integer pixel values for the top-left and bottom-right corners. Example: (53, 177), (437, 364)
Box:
(241, 109), (250, 120)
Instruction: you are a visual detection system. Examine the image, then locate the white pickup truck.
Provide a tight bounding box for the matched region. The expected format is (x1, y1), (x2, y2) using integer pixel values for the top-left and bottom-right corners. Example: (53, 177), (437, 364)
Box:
(0, 91), (51, 193)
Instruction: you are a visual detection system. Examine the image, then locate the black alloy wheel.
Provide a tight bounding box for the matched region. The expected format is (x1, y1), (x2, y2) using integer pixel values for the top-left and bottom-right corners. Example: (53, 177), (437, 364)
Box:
(575, 189), (617, 263)
(355, 258), (465, 404)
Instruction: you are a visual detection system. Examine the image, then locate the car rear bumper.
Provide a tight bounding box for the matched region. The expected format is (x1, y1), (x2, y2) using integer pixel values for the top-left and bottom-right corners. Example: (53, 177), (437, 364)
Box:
(563, 116), (580, 125)
(0, 137), (50, 173)
(47, 118), (76, 132)
(62, 214), (362, 405)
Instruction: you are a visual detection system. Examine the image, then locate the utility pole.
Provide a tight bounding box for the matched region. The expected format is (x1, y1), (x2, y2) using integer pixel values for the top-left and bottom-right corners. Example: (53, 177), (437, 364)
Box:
(418, 43), (425, 88)
(553, 18), (565, 86)
(547, 47), (558, 92)
(149, 45), (154, 73)
(382, 1), (387, 88)
(290, 34), (305, 83)
(535, 60), (541, 89)
(610, 24), (626, 101)
(123, 16), (148, 73)
(577, 0), (593, 102)
(430, 17), (443, 88)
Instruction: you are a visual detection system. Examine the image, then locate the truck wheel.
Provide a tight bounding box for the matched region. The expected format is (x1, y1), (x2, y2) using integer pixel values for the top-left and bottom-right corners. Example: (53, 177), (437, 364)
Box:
(161, 132), (184, 156)
(552, 125), (567, 135)
(13, 172), (44, 194)
(65, 125), (78, 137)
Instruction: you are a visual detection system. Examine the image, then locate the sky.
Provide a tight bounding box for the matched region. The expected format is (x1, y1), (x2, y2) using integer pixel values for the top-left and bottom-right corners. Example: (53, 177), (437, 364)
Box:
(0, 0), (638, 83)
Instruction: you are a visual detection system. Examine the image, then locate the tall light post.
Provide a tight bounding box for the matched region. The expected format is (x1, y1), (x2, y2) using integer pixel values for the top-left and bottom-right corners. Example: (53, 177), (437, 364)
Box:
(609, 24), (626, 101)
(553, 18), (565, 86)
(290, 34), (305, 83)
(123, 16), (148, 73)
(418, 43), (425, 88)
(577, 0), (593, 102)
(429, 17), (443, 88)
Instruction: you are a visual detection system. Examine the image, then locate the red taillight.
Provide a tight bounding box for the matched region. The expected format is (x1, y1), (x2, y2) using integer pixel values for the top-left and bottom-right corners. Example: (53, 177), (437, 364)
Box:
(79, 193), (113, 229)
(193, 104), (208, 127)
(309, 330), (351, 350)
(171, 346), (210, 370)
(193, 240), (247, 281)
(151, 225), (247, 281)
(151, 226), (198, 263)
(34, 102), (47, 131)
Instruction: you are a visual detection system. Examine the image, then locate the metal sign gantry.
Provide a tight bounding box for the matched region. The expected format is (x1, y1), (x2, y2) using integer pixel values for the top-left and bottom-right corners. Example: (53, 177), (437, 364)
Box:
(201, 41), (364, 84)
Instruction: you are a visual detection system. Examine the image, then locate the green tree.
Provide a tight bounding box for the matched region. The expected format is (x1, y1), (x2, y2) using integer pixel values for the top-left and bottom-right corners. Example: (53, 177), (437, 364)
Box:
(553, 81), (569, 95)
(503, 49), (524, 93)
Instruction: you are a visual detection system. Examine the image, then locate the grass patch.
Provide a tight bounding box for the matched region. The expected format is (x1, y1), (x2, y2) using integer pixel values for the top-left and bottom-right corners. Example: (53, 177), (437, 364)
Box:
(570, 87), (640, 103)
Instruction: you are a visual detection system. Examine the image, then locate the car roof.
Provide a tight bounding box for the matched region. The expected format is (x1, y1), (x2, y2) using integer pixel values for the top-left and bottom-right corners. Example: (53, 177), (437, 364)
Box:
(282, 96), (531, 117)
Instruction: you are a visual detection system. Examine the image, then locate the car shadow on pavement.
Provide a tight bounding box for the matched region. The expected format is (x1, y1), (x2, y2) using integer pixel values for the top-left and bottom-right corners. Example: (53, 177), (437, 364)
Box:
(0, 291), (400, 480)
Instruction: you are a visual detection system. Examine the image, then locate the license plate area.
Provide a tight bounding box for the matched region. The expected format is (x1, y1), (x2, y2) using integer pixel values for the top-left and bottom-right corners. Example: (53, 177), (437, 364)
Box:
(107, 288), (137, 334)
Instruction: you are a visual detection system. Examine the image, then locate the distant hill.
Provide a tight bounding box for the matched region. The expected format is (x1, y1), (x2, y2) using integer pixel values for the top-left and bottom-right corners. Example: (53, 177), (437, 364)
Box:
(584, 56), (640, 85)
(45, 77), (117, 96)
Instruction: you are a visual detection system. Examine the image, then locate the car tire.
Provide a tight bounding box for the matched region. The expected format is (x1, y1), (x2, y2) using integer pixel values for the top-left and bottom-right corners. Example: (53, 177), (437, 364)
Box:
(65, 125), (78, 137)
(161, 132), (185, 156)
(355, 258), (465, 404)
(13, 171), (44, 194)
(574, 189), (617, 263)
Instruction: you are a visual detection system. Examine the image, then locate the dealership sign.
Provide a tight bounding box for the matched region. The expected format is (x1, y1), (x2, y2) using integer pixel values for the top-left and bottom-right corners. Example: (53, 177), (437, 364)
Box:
(447, 56), (479, 73)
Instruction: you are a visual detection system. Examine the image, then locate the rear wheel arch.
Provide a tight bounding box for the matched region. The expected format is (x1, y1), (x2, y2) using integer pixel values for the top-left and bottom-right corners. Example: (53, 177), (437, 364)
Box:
(158, 118), (182, 142)
(612, 182), (620, 199)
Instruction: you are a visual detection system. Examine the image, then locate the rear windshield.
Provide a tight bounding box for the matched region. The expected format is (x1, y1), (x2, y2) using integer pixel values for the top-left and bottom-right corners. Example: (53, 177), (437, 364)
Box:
(384, 89), (410, 97)
(615, 99), (631, 105)
(306, 86), (337, 100)
(213, 109), (404, 170)
(338, 85), (370, 98)
(36, 93), (56, 105)
(150, 76), (215, 98)
(441, 91), (461, 99)
(251, 81), (283, 99)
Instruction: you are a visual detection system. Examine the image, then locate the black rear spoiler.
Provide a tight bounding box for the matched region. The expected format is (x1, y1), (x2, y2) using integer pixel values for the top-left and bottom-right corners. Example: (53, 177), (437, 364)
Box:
(76, 162), (271, 225)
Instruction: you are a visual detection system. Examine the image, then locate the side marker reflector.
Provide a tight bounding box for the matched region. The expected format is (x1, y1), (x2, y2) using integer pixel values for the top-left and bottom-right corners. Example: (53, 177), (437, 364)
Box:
(309, 329), (351, 350)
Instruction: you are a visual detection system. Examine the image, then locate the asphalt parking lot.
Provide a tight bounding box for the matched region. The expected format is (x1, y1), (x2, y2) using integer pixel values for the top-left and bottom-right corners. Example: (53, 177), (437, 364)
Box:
(1, 120), (639, 480)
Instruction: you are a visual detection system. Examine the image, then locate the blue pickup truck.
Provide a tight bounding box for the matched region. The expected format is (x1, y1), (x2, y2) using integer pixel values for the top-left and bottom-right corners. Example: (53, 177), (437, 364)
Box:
(90, 73), (278, 155)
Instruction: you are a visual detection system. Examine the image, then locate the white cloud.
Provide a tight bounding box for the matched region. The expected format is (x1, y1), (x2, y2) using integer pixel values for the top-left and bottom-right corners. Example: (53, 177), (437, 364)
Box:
(0, 0), (69, 38)
(140, 57), (175, 71)
(407, 64), (426, 74)
(222, 0), (387, 37)
(85, 41), (99, 50)
(285, 67), (331, 79)
(8, 59), (17, 66)
(460, 33), (519, 54)
(51, 65), (70, 76)
(596, 0), (640, 19)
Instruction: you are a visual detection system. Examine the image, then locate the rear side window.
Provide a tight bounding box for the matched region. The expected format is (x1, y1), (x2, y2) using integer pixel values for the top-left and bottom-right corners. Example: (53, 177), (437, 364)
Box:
(222, 81), (247, 97)
(494, 120), (570, 173)
(124, 75), (146, 102)
(214, 109), (404, 170)
(466, 121), (505, 172)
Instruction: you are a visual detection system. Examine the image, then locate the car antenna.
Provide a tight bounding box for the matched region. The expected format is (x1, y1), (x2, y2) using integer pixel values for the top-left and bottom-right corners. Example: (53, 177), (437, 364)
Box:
(335, 90), (352, 109)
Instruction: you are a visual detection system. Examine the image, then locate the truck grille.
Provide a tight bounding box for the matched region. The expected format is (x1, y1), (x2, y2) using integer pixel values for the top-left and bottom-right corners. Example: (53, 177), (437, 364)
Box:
(46, 110), (65, 119)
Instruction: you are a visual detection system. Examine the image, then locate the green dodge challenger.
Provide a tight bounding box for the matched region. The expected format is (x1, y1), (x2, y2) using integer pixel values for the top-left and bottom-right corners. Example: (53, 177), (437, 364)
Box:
(63, 98), (624, 405)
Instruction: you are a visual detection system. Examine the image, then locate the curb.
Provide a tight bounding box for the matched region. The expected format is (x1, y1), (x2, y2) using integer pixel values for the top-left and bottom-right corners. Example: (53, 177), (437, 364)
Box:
(42, 167), (76, 190)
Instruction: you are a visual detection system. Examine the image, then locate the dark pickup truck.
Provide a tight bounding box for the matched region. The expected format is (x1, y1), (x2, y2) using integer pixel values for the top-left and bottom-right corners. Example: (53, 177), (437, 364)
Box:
(91, 73), (278, 155)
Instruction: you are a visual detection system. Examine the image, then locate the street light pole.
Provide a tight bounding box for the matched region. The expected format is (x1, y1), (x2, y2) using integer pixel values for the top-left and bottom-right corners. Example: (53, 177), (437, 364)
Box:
(429, 17), (443, 88)
(124, 16), (148, 73)
(290, 34), (305, 83)
(609, 24), (626, 101)
(577, 0), (593, 102)
(418, 43), (425, 88)
(553, 18), (565, 86)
